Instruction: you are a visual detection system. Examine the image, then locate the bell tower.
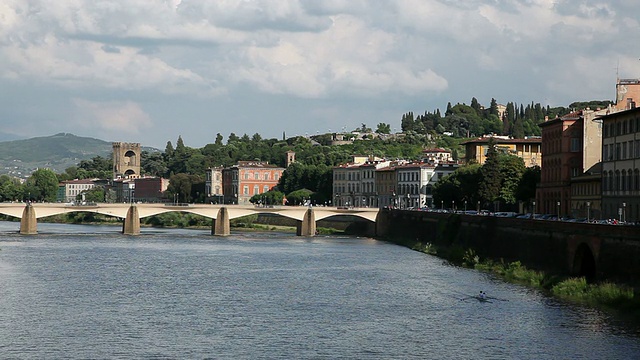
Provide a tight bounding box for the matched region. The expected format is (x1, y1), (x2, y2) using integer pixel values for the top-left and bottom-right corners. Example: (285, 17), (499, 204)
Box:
(112, 142), (141, 179)
(286, 150), (296, 167)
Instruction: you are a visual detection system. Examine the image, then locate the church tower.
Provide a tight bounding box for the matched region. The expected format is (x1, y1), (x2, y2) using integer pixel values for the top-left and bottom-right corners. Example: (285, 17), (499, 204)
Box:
(286, 150), (296, 167)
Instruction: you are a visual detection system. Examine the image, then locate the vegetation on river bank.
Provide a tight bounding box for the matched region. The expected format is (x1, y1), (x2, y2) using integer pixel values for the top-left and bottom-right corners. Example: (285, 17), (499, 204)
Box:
(406, 239), (640, 319)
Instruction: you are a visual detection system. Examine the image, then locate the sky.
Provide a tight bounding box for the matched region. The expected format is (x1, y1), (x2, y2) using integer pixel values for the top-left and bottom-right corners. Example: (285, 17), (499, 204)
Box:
(1, 0), (639, 149)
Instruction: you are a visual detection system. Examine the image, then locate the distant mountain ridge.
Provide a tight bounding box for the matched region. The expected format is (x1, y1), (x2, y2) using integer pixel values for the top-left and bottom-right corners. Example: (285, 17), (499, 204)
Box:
(0, 133), (157, 178)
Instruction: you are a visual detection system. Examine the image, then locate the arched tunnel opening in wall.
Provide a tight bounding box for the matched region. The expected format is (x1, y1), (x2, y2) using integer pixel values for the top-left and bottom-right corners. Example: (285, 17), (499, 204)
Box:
(572, 243), (597, 283)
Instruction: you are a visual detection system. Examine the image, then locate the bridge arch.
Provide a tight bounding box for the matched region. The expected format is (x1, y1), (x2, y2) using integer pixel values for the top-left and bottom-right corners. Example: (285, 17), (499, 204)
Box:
(1, 203), (379, 236)
(571, 242), (597, 282)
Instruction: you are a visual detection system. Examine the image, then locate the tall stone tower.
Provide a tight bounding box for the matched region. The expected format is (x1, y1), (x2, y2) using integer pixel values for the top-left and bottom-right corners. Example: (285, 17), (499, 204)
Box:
(286, 150), (296, 167)
(112, 142), (141, 179)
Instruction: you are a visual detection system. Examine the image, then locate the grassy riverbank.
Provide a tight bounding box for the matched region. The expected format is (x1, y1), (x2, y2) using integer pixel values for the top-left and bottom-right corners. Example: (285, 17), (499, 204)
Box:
(405, 239), (640, 320)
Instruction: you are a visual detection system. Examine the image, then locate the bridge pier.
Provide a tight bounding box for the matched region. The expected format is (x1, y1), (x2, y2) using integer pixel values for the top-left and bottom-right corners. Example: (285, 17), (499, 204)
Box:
(20, 204), (37, 235)
(213, 207), (230, 236)
(296, 208), (316, 236)
(374, 210), (391, 237)
(122, 205), (140, 235)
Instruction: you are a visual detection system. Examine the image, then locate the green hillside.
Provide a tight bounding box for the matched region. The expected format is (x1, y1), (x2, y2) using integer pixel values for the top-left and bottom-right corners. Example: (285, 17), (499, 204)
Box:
(0, 133), (156, 178)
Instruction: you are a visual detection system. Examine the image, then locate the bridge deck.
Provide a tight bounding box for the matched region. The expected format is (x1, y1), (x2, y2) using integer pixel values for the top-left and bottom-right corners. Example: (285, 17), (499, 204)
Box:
(0, 203), (379, 222)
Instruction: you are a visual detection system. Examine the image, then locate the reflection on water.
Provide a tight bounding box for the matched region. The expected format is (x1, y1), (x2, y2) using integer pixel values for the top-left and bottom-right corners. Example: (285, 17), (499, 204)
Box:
(0, 221), (638, 359)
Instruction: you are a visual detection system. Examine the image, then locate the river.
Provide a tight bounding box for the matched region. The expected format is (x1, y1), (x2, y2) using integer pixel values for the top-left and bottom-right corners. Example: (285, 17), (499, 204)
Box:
(0, 222), (638, 359)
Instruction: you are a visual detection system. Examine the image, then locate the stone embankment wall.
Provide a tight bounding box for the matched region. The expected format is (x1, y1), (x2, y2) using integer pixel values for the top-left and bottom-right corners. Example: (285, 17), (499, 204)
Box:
(381, 210), (640, 285)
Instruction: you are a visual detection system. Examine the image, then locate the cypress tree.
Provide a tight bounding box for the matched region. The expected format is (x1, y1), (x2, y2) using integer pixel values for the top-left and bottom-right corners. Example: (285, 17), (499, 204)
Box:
(479, 137), (502, 208)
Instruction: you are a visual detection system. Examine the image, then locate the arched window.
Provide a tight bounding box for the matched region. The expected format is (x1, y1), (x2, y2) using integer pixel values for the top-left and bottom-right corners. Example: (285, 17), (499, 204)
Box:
(622, 170), (627, 191)
(635, 169), (640, 191)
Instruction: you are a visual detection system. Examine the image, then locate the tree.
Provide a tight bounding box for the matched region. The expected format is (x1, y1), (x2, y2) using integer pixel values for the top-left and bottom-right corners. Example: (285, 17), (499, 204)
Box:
(498, 154), (526, 205)
(516, 165), (541, 203)
(81, 187), (105, 203)
(478, 138), (502, 208)
(250, 189), (285, 206)
(375, 123), (391, 134)
(26, 168), (59, 202)
(285, 189), (314, 206)
(0, 175), (23, 202)
(166, 173), (195, 203)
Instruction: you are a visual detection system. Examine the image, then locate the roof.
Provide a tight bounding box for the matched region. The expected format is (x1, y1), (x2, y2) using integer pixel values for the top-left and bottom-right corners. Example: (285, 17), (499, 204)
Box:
(61, 178), (97, 185)
(461, 137), (542, 145)
(423, 148), (450, 153)
(597, 106), (640, 121)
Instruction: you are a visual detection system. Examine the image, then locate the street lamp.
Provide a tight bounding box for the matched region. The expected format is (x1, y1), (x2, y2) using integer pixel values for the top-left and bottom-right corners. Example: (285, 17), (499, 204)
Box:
(622, 202), (626, 223)
(464, 200), (467, 213)
(557, 201), (561, 220)
(452, 200), (455, 212)
(586, 201), (591, 222)
(532, 200), (536, 214)
(477, 200), (480, 212)
(441, 200), (444, 210)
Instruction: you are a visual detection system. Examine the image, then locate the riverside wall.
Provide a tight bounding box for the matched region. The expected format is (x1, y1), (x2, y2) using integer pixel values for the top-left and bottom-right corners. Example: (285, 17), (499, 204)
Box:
(381, 209), (640, 285)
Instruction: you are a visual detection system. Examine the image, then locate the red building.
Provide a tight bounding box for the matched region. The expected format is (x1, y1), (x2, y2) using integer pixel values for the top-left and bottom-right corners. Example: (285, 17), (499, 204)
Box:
(134, 177), (169, 203)
(222, 161), (284, 205)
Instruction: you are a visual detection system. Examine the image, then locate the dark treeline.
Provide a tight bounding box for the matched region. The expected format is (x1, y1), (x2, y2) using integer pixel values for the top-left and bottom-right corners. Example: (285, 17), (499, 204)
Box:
(401, 98), (613, 139)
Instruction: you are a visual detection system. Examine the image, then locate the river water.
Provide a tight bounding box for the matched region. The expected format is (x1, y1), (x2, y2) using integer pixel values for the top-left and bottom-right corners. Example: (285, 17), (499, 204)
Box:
(0, 222), (638, 359)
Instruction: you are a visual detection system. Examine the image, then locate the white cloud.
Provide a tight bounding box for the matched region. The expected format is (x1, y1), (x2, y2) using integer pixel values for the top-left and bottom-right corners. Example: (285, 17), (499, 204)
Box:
(72, 99), (153, 134)
(0, 0), (638, 147)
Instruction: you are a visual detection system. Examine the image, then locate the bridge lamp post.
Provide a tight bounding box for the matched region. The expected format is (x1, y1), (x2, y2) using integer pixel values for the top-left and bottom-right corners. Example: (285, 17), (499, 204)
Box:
(464, 200), (467, 213)
(532, 200), (536, 214)
(452, 200), (455, 212)
(557, 201), (561, 220)
(441, 200), (444, 210)
(622, 202), (626, 223)
(477, 200), (480, 212)
(586, 201), (591, 222)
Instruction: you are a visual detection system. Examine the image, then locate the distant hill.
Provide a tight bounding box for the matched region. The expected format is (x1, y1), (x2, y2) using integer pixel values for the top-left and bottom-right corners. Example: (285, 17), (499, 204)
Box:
(0, 131), (23, 142)
(0, 133), (158, 178)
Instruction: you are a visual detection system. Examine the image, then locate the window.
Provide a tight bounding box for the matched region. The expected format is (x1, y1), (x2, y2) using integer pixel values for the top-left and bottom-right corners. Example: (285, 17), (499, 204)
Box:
(264, 173), (269, 180)
(254, 172), (259, 180)
(254, 185), (259, 195)
(264, 185), (269, 193)
(244, 173), (249, 180)
(570, 138), (580, 152)
(243, 186), (249, 195)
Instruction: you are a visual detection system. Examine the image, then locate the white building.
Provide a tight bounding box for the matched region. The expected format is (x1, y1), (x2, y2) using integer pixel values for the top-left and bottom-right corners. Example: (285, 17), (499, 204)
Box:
(59, 179), (97, 203)
(394, 163), (436, 209)
(205, 166), (224, 204)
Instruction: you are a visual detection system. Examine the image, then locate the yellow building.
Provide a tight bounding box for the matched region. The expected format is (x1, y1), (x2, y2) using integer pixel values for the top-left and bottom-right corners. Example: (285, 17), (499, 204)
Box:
(462, 136), (542, 167)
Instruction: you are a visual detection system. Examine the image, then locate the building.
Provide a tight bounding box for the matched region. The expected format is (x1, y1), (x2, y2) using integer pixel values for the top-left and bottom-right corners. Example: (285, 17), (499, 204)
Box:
(536, 109), (607, 217)
(422, 148), (452, 164)
(570, 163), (602, 220)
(393, 162), (436, 209)
(113, 178), (135, 203)
(58, 179), (97, 203)
(333, 157), (392, 208)
(205, 167), (224, 204)
(222, 161), (284, 205)
(112, 142), (141, 179)
(375, 166), (397, 208)
(462, 136), (542, 168)
(134, 177), (169, 203)
(615, 78), (640, 111)
(600, 106), (640, 222)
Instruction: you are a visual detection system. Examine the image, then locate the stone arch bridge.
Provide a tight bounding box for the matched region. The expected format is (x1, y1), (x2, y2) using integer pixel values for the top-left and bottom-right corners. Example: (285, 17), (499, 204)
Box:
(0, 203), (381, 237)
